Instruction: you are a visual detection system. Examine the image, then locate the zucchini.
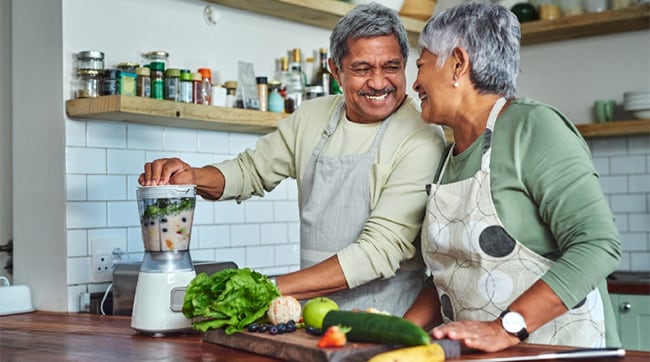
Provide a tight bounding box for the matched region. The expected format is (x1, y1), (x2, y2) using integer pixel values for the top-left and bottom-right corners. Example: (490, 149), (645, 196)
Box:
(321, 310), (431, 346)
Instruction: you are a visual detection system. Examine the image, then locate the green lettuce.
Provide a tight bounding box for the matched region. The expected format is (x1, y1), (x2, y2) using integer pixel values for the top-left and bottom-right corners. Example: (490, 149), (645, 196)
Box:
(182, 268), (280, 334)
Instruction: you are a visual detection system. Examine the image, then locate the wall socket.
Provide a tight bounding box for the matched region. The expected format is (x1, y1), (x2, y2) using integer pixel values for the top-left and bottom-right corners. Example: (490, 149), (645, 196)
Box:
(91, 239), (124, 283)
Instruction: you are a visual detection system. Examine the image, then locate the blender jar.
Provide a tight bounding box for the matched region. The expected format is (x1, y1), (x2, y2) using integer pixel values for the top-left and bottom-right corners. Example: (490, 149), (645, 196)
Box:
(137, 185), (196, 253)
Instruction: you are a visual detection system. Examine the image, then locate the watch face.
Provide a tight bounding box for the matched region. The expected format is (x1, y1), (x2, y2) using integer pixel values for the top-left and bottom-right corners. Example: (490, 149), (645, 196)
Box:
(502, 311), (526, 333)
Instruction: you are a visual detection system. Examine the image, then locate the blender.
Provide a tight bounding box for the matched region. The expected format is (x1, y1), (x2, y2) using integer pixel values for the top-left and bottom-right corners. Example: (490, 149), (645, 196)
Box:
(131, 185), (197, 335)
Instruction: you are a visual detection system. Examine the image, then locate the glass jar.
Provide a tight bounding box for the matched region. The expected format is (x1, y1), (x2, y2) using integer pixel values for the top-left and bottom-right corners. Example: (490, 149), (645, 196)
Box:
(179, 69), (193, 103)
(143, 51), (169, 69)
(135, 66), (151, 98)
(305, 85), (324, 100)
(76, 69), (102, 98)
(164, 68), (181, 101)
(224, 80), (237, 108)
(102, 69), (118, 96)
(117, 62), (139, 96)
(150, 61), (165, 100)
(77, 50), (104, 70)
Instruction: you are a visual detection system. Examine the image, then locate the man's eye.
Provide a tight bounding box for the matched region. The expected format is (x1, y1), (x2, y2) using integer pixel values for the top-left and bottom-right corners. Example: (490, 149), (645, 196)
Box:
(385, 66), (401, 73)
(352, 68), (370, 75)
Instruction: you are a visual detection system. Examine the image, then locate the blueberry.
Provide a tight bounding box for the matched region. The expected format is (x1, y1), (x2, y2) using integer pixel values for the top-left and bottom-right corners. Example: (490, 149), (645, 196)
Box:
(258, 324), (268, 333)
(276, 323), (287, 333)
(269, 326), (279, 335)
(246, 323), (259, 332)
(285, 323), (297, 333)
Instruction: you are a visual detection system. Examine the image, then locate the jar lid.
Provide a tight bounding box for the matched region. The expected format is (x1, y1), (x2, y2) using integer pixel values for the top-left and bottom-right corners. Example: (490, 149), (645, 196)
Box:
(256, 76), (268, 84)
(269, 80), (282, 90)
(149, 61), (165, 71)
(224, 80), (237, 89)
(192, 72), (203, 81)
(117, 62), (140, 70)
(180, 70), (192, 81)
(77, 50), (104, 60)
(77, 69), (101, 76)
(143, 51), (169, 60)
(135, 67), (150, 76)
(165, 68), (181, 77)
(198, 68), (212, 78)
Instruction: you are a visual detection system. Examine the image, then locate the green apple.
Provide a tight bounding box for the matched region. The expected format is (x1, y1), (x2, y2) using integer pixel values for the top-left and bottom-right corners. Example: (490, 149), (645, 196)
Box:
(302, 297), (339, 329)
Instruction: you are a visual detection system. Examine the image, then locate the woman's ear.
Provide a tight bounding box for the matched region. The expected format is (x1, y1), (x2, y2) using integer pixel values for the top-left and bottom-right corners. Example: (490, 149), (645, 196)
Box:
(451, 47), (470, 80)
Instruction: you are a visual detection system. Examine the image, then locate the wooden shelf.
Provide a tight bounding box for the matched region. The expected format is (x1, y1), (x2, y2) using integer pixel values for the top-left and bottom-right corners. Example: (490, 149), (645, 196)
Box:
(204, 0), (649, 46)
(66, 95), (282, 134)
(575, 119), (650, 138)
(66, 96), (650, 139)
(520, 4), (650, 45)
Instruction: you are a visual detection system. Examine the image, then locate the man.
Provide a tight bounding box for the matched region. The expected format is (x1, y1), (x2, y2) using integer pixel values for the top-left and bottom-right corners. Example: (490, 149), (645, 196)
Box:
(139, 3), (446, 316)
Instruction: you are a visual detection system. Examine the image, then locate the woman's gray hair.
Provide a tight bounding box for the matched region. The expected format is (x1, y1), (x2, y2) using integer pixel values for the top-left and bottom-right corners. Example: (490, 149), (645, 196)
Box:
(330, 2), (410, 71)
(418, 1), (521, 98)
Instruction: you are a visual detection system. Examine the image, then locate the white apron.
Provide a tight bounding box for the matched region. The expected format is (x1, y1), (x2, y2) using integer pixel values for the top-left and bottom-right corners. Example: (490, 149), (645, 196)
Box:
(422, 97), (606, 347)
(300, 99), (423, 315)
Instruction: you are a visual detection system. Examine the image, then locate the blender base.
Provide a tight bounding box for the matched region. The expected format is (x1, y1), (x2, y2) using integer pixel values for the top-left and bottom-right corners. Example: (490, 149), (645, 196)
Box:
(131, 269), (196, 335)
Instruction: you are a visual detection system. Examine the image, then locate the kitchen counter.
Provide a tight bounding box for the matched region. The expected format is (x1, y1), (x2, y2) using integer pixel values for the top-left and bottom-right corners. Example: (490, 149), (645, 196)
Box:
(1, 311), (649, 361)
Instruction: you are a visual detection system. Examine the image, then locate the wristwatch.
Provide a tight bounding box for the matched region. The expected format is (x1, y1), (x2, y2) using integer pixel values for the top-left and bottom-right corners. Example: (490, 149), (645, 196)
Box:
(499, 309), (529, 341)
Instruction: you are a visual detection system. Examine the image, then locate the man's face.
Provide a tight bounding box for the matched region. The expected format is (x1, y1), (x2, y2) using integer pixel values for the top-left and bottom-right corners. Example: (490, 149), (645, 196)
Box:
(329, 34), (407, 124)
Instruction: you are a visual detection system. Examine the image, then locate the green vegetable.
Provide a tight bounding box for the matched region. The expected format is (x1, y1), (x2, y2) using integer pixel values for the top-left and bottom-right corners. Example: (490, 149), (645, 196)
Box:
(182, 268), (280, 334)
(322, 310), (431, 346)
(143, 197), (195, 219)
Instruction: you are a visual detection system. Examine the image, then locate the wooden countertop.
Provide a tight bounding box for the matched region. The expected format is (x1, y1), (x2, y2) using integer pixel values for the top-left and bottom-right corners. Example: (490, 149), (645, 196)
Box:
(608, 271), (650, 295)
(1, 311), (649, 361)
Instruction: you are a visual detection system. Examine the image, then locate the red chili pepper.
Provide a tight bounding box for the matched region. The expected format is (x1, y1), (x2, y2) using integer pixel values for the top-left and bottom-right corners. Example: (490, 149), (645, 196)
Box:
(317, 325), (351, 348)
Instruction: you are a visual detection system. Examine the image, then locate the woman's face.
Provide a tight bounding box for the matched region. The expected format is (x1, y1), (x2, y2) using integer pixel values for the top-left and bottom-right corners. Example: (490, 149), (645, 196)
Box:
(413, 48), (455, 125)
(330, 34), (407, 124)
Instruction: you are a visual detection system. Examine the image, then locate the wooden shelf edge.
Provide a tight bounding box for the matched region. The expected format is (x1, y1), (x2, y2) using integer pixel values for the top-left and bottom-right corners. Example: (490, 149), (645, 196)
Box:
(521, 3), (650, 45)
(576, 119), (650, 138)
(66, 95), (283, 134)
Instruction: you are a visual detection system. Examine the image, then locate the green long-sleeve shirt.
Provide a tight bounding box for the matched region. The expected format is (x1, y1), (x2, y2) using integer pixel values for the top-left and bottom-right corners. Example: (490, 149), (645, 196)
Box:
(442, 97), (621, 346)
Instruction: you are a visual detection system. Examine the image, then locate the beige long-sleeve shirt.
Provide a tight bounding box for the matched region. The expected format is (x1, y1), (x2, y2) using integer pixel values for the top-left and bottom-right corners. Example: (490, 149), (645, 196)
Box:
(214, 95), (446, 288)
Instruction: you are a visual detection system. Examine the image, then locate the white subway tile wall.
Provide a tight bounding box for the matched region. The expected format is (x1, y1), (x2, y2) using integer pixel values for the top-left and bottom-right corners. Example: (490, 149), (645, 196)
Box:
(590, 135), (650, 271)
(65, 119), (650, 310)
(65, 119), (301, 307)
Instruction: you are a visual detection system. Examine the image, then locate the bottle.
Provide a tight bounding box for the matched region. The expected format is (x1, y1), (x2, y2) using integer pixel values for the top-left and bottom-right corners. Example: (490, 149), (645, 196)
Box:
(135, 66), (151, 98)
(192, 72), (203, 104)
(304, 55), (316, 85)
(102, 69), (117, 96)
(256, 76), (268, 112)
(150, 61), (165, 100)
(164, 68), (181, 102)
(315, 47), (331, 96)
(284, 48), (307, 113)
(179, 69), (193, 103)
(267, 81), (284, 113)
(197, 68), (212, 105)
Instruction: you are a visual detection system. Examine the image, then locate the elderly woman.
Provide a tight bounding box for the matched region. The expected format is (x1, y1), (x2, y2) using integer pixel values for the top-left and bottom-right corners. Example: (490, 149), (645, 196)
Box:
(403, 2), (621, 353)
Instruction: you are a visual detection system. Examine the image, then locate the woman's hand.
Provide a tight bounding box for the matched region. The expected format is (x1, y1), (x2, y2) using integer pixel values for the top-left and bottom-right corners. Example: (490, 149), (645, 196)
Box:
(431, 319), (520, 353)
(139, 157), (195, 186)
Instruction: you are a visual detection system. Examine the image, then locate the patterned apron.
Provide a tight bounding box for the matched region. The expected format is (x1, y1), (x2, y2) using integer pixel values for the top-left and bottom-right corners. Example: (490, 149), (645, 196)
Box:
(300, 99), (423, 315)
(422, 97), (606, 347)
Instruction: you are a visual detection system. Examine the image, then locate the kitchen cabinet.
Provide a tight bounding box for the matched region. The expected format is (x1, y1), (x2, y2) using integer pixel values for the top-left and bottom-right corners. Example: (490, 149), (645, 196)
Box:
(203, 0), (650, 46)
(65, 96), (650, 139)
(610, 293), (650, 351)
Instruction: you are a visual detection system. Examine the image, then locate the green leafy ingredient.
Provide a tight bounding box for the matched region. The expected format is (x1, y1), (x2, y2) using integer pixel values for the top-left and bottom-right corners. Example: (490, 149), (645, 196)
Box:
(182, 268), (280, 334)
(143, 197), (195, 219)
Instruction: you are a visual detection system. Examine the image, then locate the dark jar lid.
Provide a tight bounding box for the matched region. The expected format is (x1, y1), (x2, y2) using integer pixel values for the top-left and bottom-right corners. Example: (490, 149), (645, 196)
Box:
(103, 69), (118, 79)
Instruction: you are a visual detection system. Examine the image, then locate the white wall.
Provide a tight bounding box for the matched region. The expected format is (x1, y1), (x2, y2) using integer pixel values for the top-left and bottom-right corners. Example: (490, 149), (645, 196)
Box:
(9, 0), (650, 312)
(0, 0), (13, 282)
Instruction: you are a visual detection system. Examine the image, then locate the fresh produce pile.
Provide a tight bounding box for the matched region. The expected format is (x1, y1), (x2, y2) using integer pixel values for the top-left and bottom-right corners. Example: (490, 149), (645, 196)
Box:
(182, 268), (279, 334)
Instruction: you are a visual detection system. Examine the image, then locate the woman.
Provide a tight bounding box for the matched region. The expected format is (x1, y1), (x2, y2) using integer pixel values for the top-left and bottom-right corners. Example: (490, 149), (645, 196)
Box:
(403, 2), (622, 353)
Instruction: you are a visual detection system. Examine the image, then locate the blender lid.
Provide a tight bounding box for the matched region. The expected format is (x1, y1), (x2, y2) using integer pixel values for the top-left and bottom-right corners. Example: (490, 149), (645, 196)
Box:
(137, 184), (196, 198)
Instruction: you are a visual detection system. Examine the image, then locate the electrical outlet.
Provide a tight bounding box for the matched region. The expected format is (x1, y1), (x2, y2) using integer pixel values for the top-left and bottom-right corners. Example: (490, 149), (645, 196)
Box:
(91, 239), (124, 283)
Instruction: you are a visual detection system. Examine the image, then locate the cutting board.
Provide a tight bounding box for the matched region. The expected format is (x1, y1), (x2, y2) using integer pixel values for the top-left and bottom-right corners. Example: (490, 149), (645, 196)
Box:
(204, 328), (402, 362)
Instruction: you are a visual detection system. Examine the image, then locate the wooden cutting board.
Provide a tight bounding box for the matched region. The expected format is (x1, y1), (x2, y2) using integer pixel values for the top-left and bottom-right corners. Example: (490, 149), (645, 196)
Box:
(203, 328), (402, 362)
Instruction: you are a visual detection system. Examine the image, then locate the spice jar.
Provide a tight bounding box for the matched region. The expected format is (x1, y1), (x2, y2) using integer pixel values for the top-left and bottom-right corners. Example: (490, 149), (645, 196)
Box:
(164, 68), (181, 101)
(150, 61), (165, 100)
(102, 69), (117, 96)
(179, 69), (193, 103)
(198, 68), (213, 105)
(77, 50), (104, 71)
(117, 62), (138, 96)
(135, 66), (151, 98)
(76, 69), (102, 98)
